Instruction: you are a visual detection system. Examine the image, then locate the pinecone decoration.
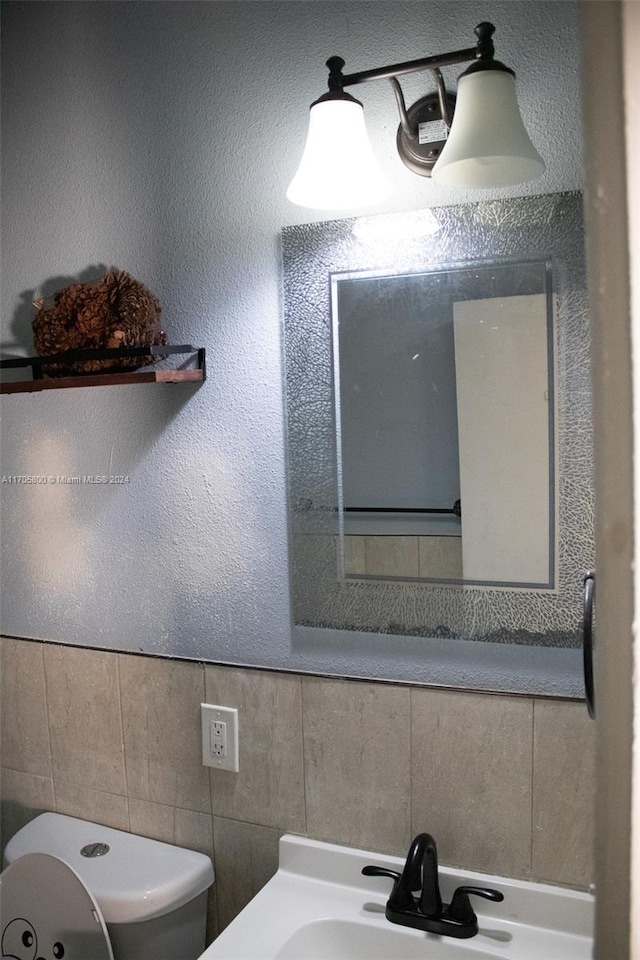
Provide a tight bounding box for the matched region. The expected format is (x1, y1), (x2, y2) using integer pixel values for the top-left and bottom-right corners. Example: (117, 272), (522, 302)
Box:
(32, 270), (167, 376)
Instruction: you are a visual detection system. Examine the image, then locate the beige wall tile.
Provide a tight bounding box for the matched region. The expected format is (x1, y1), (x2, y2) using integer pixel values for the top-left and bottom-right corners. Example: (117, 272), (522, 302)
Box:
(173, 807), (213, 854)
(44, 644), (126, 795)
(120, 654), (210, 813)
(364, 536), (419, 578)
(128, 797), (175, 842)
(532, 699), (595, 888)
(0, 768), (54, 850)
(411, 688), (533, 878)
(344, 536), (366, 576)
(54, 781), (130, 831)
(204, 667), (305, 832)
(1, 638), (52, 777)
(303, 677), (411, 854)
(128, 798), (214, 855)
(213, 817), (281, 932)
(418, 537), (463, 579)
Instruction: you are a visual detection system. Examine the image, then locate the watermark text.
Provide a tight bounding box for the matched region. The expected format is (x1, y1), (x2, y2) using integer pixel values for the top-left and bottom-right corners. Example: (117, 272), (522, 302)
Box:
(1, 475), (130, 485)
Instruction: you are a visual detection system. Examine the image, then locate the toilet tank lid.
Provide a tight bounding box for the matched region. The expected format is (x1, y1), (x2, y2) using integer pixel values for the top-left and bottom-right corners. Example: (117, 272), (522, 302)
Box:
(3, 813), (214, 924)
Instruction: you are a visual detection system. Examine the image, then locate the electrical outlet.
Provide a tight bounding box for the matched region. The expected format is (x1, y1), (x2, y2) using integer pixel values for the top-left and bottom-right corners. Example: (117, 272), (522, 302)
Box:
(210, 720), (227, 757)
(201, 704), (239, 772)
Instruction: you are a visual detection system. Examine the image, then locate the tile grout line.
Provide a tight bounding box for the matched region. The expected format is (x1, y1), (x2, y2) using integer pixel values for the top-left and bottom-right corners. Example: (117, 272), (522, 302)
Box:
(39, 641), (56, 794)
(203, 662), (216, 821)
(299, 674), (309, 837)
(203, 663), (221, 939)
(530, 698), (536, 877)
(408, 686), (414, 840)
(115, 652), (131, 832)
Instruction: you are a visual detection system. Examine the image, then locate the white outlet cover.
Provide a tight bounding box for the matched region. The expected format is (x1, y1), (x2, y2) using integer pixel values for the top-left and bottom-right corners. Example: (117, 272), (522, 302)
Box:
(201, 703), (239, 772)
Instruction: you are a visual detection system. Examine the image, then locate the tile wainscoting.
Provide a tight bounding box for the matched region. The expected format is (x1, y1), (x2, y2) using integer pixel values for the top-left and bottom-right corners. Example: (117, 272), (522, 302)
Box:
(0, 637), (594, 946)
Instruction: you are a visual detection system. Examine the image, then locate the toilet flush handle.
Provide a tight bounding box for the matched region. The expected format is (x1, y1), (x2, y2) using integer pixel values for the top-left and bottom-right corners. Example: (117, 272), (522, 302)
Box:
(81, 842), (110, 858)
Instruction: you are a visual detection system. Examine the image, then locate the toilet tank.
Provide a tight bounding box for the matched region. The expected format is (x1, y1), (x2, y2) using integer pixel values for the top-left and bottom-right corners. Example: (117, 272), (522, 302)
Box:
(3, 813), (214, 960)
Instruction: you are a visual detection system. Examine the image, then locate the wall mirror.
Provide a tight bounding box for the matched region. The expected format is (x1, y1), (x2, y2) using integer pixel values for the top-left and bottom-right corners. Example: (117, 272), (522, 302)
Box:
(333, 259), (554, 588)
(282, 192), (594, 653)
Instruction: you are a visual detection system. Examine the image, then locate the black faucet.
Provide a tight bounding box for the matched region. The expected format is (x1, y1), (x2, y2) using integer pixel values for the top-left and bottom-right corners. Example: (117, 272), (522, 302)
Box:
(362, 833), (504, 939)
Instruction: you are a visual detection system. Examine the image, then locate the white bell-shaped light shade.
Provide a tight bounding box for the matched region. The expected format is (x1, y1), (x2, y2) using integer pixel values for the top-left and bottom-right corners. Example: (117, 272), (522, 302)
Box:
(287, 98), (391, 210)
(432, 69), (545, 188)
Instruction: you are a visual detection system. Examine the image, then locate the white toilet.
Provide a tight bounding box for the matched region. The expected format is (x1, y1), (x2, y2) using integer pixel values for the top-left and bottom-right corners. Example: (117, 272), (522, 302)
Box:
(0, 812), (214, 960)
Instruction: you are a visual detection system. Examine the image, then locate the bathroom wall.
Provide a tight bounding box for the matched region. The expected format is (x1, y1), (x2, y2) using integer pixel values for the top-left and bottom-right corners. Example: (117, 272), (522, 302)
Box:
(1, 637), (595, 942)
(0, 0), (584, 666)
(0, 4), (592, 942)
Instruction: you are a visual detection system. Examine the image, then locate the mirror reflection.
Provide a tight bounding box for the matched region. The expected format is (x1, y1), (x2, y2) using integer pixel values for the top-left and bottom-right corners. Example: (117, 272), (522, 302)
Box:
(334, 260), (555, 587)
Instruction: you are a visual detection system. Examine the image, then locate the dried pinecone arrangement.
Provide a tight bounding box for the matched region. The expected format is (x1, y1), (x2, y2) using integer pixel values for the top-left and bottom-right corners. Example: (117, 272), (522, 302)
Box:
(32, 270), (167, 376)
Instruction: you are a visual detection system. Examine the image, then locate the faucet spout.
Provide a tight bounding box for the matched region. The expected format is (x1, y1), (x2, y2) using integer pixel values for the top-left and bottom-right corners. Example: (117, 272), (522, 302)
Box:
(398, 833), (442, 918)
(419, 834), (442, 917)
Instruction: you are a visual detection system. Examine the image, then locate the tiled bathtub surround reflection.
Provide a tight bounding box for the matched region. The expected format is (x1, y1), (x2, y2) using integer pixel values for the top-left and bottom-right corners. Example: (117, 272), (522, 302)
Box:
(0, 637), (594, 946)
(344, 535), (463, 579)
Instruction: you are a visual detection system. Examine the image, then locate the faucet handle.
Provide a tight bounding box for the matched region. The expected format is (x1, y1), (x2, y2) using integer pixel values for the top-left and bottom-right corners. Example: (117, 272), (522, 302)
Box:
(362, 866), (401, 882)
(448, 885), (505, 924)
(362, 865), (414, 909)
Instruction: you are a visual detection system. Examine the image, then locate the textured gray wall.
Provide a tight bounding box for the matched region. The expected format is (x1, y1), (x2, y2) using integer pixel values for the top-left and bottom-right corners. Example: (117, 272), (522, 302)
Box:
(0, 2), (583, 677)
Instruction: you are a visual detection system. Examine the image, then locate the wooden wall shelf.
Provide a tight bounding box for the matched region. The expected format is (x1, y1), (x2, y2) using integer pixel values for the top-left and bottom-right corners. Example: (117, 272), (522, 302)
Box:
(0, 345), (206, 394)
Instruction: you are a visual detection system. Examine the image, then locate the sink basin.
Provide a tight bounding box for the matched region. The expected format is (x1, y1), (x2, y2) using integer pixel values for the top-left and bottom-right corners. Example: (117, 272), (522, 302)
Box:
(275, 918), (505, 959)
(199, 835), (593, 960)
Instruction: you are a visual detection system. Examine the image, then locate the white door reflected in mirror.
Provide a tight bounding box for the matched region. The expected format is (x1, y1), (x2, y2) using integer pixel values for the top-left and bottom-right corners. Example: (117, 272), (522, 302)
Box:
(334, 263), (555, 588)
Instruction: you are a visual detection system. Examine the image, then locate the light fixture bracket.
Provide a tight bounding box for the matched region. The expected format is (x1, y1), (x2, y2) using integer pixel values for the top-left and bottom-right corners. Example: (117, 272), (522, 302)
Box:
(396, 92), (457, 178)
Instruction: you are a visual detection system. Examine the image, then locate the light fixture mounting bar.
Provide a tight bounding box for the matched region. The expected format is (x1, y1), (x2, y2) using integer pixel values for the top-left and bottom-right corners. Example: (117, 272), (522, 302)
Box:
(340, 45), (479, 88)
(336, 22), (496, 90)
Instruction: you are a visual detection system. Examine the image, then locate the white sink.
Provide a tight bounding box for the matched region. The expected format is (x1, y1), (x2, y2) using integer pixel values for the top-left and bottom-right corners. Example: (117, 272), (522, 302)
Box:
(199, 835), (593, 960)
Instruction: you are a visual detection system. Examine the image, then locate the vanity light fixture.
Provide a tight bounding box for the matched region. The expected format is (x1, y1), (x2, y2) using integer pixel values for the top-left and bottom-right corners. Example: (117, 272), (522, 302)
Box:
(287, 22), (545, 210)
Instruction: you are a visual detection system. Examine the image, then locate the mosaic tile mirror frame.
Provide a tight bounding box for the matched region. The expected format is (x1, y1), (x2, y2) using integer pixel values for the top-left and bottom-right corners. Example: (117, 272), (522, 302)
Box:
(282, 192), (593, 647)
